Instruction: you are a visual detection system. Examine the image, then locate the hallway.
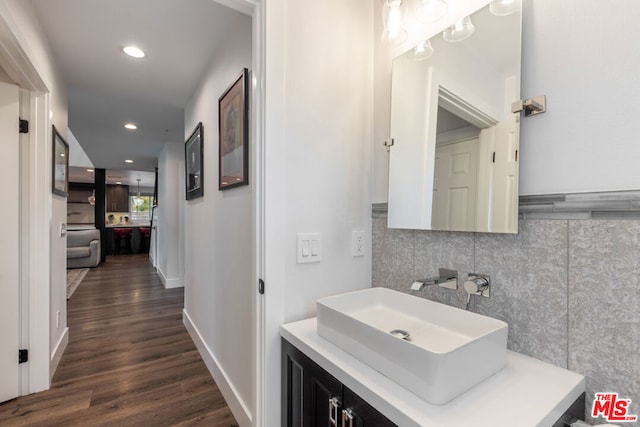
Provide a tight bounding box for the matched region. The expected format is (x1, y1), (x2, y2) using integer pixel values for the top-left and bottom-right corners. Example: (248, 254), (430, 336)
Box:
(0, 255), (238, 426)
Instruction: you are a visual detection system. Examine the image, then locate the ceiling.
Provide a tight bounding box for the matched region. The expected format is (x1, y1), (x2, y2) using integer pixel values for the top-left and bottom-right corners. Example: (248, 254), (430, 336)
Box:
(30, 0), (248, 172)
(69, 167), (156, 187)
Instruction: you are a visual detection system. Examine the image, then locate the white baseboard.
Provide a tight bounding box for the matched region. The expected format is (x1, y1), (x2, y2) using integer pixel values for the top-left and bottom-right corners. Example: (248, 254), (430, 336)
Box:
(183, 309), (252, 426)
(50, 327), (68, 380)
(157, 266), (183, 289)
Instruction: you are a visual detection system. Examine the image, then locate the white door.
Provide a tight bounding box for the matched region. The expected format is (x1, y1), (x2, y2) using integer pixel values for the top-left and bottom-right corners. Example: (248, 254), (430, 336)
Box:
(0, 81), (20, 403)
(432, 138), (479, 231)
(491, 116), (519, 233)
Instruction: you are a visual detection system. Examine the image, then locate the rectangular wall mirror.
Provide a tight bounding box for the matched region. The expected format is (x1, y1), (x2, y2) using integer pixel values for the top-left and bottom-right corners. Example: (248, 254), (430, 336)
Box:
(387, 1), (522, 233)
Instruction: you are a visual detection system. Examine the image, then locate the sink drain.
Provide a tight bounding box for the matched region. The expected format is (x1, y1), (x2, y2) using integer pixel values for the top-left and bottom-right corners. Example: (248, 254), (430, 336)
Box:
(390, 329), (411, 341)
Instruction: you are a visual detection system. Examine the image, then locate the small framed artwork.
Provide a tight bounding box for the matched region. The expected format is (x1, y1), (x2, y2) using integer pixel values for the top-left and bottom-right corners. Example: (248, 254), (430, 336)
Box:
(219, 68), (249, 190)
(185, 122), (204, 200)
(52, 125), (69, 197)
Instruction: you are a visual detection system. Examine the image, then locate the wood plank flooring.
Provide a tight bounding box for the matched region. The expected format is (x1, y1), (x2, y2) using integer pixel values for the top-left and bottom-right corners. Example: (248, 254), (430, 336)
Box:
(0, 254), (239, 427)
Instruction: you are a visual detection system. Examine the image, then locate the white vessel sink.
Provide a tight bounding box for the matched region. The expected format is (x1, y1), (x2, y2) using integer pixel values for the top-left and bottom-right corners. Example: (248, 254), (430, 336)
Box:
(316, 287), (508, 405)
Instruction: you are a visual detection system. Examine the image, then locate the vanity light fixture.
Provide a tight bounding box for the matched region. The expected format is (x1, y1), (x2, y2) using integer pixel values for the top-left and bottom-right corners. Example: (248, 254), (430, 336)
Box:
(418, 0), (448, 23)
(381, 0), (408, 45)
(124, 123), (138, 130)
(489, 0), (519, 16)
(442, 15), (475, 43)
(125, 159), (134, 164)
(122, 45), (146, 59)
(412, 39), (434, 60)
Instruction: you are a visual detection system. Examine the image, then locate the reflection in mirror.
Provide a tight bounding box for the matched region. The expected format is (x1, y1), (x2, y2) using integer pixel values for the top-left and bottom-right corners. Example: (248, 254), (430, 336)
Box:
(387, 1), (521, 233)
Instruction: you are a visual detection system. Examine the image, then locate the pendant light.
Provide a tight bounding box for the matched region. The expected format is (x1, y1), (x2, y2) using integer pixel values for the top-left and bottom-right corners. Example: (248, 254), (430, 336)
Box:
(133, 178), (144, 209)
(442, 15), (475, 43)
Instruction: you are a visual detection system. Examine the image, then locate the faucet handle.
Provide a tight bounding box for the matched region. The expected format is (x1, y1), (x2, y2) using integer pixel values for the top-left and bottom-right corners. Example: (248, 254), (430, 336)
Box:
(463, 274), (490, 297)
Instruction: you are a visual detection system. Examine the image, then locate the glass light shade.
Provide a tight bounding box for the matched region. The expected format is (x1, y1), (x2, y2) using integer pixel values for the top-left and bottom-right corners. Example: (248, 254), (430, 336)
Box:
(381, 0), (408, 45)
(413, 39), (434, 61)
(133, 196), (144, 206)
(489, 0), (519, 16)
(418, 0), (448, 23)
(442, 16), (475, 43)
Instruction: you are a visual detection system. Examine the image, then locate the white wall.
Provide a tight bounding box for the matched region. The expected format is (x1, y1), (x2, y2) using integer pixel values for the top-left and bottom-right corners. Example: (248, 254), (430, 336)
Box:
(155, 143), (184, 289)
(263, 0), (374, 424)
(182, 9), (253, 425)
(0, 0), (69, 387)
(375, 0), (640, 200)
(67, 129), (93, 168)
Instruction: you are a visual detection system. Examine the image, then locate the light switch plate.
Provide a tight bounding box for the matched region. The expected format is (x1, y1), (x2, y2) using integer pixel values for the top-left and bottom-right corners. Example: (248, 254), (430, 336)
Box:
(59, 222), (67, 237)
(297, 233), (322, 263)
(351, 230), (365, 256)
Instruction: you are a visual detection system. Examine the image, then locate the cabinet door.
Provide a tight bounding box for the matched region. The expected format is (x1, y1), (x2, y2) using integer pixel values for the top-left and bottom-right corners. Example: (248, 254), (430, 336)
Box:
(107, 185), (130, 212)
(114, 185), (129, 211)
(282, 339), (343, 427)
(342, 387), (396, 427)
(308, 360), (342, 427)
(282, 340), (306, 427)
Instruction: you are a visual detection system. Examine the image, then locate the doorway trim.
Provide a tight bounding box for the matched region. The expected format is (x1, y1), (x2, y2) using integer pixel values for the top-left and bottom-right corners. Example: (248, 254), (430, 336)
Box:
(212, 0), (267, 426)
(0, 5), (52, 395)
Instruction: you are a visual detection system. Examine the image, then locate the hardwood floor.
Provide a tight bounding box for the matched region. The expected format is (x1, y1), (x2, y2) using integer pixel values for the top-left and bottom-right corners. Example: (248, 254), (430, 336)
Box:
(0, 254), (239, 427)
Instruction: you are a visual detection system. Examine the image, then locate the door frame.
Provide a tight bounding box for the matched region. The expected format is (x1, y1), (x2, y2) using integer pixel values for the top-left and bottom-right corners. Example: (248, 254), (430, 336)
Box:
(0, 6), (52, 395)
(213, 1), (269, 426)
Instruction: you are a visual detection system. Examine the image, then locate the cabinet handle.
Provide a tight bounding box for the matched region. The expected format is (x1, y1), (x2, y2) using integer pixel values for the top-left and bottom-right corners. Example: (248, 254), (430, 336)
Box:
(329, 397), (341, 427)
(341, 408), (354, 427)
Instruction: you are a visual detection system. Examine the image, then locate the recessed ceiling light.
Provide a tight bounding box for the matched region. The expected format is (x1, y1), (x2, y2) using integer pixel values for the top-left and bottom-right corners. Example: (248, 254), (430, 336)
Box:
(124, 123), (137, 130)
(122, 46), (145, 58)
(116, 181), (122, 185)
(87, 169), (94, 173)
(125, 159), (134, 163)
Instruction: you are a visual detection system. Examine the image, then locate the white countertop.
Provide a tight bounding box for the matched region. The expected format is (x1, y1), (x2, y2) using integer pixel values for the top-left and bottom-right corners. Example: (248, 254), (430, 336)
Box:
(280, 318), (585, 427)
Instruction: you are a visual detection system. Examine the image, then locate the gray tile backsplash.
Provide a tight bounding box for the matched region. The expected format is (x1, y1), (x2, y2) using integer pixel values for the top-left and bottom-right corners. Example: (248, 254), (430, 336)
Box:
(568, 221), (640, 425)
(372, 216), (640, 426)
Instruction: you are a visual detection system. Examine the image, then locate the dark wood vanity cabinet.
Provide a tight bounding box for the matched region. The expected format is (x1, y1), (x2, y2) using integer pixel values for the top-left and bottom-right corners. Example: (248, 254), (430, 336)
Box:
(106, 184), (129, 212)
(282, 339), (396, 427)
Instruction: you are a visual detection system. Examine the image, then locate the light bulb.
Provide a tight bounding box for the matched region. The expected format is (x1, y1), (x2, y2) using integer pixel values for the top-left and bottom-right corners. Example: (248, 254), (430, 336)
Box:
(413, 39), (434, 61)
(381, 0), (408, 45)
(442, 16), (475, 43)
(489, 0), (520, 16)
(418, 0), (448, 23)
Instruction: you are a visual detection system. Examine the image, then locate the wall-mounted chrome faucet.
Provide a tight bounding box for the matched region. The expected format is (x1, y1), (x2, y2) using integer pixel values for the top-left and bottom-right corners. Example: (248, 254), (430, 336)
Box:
(411, 268), (458, 291)
(464, 274), (490, 310)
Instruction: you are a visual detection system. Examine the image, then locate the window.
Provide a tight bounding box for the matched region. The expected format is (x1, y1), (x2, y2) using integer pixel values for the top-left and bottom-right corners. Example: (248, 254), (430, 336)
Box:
(129, 195), (153, 221)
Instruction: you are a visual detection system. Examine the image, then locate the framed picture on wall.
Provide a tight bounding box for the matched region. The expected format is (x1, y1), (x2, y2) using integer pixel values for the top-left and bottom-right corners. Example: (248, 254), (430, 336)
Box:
(52, 125), (69, 197)
(185, 122), (204, 200)
(218, 68), (249, 190)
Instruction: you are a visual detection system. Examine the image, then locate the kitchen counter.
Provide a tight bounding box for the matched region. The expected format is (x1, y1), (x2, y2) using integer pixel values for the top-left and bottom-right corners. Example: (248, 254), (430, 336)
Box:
(280, 318), (585, 427)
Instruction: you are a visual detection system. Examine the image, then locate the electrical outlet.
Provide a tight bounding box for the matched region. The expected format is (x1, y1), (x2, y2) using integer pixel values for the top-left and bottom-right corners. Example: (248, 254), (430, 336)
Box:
(351, 231), (365, 257)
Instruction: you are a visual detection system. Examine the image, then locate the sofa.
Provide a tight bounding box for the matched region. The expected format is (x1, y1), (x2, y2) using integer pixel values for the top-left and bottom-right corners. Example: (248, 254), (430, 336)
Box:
(67, 229), (101, 268)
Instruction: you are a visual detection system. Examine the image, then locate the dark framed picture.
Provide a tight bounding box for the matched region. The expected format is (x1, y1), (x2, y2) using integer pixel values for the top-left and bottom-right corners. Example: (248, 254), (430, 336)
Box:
(185, 122), (204, 200)
(218, 68), (249, 190)
(52, 125), (69, 197)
